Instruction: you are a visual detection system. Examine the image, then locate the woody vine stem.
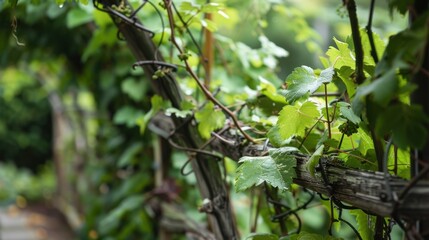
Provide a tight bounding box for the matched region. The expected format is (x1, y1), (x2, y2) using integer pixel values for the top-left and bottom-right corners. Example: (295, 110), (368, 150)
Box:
(162, 0), (257, 144)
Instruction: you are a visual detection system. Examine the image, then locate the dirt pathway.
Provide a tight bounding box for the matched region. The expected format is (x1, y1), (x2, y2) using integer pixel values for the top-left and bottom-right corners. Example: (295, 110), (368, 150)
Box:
(0, 203), (75, 240)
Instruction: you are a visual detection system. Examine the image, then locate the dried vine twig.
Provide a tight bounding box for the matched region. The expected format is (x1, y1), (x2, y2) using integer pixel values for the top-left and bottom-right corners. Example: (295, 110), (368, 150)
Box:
(163, 0), (257, 143)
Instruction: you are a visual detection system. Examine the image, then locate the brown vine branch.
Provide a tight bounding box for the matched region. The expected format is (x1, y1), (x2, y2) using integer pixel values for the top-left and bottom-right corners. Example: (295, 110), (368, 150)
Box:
(344, 0), (365, 84)
(164, 0), (257, 143)
(365, 0), (379, 63)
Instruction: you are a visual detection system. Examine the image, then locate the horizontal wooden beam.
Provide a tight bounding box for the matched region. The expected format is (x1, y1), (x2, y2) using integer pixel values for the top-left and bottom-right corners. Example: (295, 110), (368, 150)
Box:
(212, 132), (429, 220)
(293, 156), (429, 220)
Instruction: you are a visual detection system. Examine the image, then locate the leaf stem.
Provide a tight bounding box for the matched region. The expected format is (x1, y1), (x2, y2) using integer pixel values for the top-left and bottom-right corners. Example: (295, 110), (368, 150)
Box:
(324, 84), (332, 139)
(164, 0), (256, 143)
(298, 115), (324, 151)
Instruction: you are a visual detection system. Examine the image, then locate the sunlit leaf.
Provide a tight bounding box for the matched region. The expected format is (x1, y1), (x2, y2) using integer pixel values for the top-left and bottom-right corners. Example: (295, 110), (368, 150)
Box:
(350, 210), (375, 240)
(360, 29), (385, 67)
(305, 144), (324, 177)
(277, 101), (320, 140)
(259, 76), (287, 104)
(326, 38), (355, 70)
(336, 66), (356, 97)
(136, 95), (168, 134)
(194, 102), (225, 139)
(356, 128), (374, 157)
(283, 66), (334, 103)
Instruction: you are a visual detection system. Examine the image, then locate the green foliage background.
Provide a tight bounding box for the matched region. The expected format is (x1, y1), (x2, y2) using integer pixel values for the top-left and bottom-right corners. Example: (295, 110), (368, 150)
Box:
(0, 0), (423, 239)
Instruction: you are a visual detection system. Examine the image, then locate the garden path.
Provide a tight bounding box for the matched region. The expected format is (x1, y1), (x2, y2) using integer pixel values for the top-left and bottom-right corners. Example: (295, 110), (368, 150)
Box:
(0, 203), (74, 240)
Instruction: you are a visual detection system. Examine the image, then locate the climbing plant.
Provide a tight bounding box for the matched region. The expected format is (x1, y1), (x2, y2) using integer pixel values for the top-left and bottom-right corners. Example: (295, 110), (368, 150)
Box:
(2, 0), (429, 239)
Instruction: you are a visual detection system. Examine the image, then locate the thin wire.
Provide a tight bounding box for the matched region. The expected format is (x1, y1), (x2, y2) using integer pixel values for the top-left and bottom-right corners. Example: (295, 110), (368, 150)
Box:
(130, 0), (149, 18)
(338, 208), (363, 240)
(271, 189), (315, 220)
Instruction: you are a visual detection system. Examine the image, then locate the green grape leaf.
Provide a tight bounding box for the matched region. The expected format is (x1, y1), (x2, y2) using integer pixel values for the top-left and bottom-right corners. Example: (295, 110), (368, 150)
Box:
(340, 105), (361, 125)
(195, 102), (226, 139)
(277, 101), (320, 140)
(283, 66), (334, 103)
(389, 147), (410, 179)
(350, 210), (375, 240)
(259, 76), (287, 103)
(375, 103), (429, 149)
(121, 78), (147, 101)
(305, 144), (324, 177)
(267, 125), (289, 147)
(355, 14), (429, 111)
(235, 147), (297, 192)
(136, 95), (168, 134)
(356, 128), (375, 157)
(326, 38), (355, 70)
(151, 95), (166, 112)
(336, 66), (356, 97)
(180, 100), (196, 110)
(360, 29), (385, 67)
(246, 233), (279, 240)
